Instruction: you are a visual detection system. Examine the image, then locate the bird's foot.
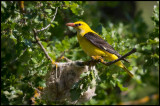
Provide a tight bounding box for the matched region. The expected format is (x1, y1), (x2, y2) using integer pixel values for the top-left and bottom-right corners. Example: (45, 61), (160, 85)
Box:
(91, 56), (104, 63)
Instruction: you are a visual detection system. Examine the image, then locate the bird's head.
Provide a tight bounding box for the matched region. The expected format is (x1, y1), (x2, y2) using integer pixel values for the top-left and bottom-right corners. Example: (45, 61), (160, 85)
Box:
(66, 21), (91, 34)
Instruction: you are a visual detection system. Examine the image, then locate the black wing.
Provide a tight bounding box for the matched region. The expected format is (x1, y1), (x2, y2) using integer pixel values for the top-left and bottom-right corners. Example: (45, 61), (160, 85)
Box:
(84, 32), (129, 63)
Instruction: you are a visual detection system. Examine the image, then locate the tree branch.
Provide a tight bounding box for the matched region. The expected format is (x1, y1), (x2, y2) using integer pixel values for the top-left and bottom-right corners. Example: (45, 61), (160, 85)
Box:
(37, 7), (58, 32)
(33, 29), (53, 63)
(32, 7), (58, 64)
(55, 51), (72, 62)
(103, 48), (136, 66)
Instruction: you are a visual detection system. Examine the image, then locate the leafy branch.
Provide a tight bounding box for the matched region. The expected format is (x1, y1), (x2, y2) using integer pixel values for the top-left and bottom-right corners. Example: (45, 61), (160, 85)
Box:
(32, 7), (58, 64)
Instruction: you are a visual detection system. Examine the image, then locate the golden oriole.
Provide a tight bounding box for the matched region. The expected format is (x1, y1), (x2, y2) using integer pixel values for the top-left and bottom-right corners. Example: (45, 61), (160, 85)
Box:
(66, 21), (133, 77)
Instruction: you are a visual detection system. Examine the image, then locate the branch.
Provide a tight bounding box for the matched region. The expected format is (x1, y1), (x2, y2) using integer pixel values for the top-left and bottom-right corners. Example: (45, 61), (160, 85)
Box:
(28, 82), (41, 93)
(33, 29), (53, 63)
(55, 51), (72, 62)
(37, 7), (58, 32)
(32, 7), (58, 64)
(83, 48), (136, 66)
(103, 48), (136, 66)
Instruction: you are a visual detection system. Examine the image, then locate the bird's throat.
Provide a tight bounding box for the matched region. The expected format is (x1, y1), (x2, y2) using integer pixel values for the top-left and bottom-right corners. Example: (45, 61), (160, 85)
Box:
(76, 29), (85, 36)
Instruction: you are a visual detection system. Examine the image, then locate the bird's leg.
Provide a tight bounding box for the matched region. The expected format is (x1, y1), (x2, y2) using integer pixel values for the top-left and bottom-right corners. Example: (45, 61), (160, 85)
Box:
(83, 56), (105, 66)
(91, 56), (104, 63)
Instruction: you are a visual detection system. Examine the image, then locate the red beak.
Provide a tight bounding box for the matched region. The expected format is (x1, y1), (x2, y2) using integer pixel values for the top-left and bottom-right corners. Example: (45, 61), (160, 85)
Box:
(66, 23), (75, 27)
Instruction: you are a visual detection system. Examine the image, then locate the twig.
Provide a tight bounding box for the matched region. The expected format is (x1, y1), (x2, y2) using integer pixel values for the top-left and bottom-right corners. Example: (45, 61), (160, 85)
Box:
(10, 48), (27, 64)
(55, 51), (66, 62)
(2, 48), (27, 70)
(32, 8), (58, 65)
(55, 51), (72, 62)
(103, 48), (136, 66)
(63, 56), (72, 62)
(83, 48), (136, 66)
(28, 82), (41, 93)
(22, 93), (26, 103)
(33, 29), (53, 63)
(37, 7), (58, 32)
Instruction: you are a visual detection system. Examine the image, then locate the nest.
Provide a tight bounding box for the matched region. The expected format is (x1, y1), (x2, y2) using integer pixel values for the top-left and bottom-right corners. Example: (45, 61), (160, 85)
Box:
(42, 61), (97, 104)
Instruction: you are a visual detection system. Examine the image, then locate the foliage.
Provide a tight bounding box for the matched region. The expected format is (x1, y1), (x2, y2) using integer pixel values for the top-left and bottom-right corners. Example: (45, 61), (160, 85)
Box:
(1, 1), (159, 105)
(70, 70), (96, 102)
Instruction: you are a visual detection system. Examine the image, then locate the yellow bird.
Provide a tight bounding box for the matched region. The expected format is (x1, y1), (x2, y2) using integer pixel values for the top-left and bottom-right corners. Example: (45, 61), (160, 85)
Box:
(66, 21), (133, 77)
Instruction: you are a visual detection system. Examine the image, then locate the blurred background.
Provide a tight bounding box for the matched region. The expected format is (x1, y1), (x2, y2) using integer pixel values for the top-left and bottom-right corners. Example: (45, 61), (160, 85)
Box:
(1, 1), (159, 105)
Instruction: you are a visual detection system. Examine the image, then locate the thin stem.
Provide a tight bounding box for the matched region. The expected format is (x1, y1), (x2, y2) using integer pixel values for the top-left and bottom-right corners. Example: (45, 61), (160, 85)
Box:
(37, 7), (58, 32)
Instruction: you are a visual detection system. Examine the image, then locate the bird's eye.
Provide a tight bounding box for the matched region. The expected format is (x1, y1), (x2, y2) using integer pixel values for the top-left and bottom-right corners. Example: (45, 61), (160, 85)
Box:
(75, 23), (82, 27)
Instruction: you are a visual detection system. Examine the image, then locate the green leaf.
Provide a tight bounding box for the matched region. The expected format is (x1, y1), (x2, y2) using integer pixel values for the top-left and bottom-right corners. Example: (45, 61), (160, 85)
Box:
(64, 1), (70, 6)
(70, 88), (81, 101)
(102, 26), (107, 36)
(1, 1), (7, 8)
(10, 34), (17, 44)
(50, 24), (55, 28)
(117, 82), (128, 91)
(31, 58), (38, 64)
(38, 80), (46, 87)
(44, 9), (52, 13)
(70, 2), (83, 16)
